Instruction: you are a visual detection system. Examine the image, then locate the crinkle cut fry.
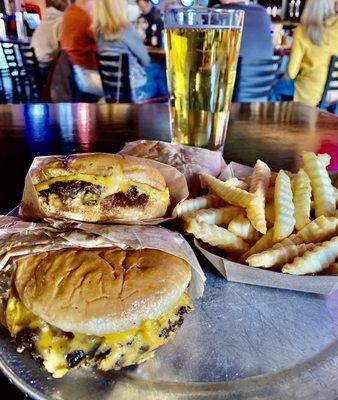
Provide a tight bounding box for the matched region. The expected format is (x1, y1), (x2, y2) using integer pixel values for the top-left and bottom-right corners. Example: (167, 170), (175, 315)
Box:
(246, 243), (315, 268)
(174, 194), (225, 217)
(183, 206), (242, 227)
(282, 236), (338, 275)
(201, 174), (254, 208)
(292, 168), (312, 231)
(273, 170), (295, 242)
(302, 151), (335, 218)
(187, 220), (250, 254)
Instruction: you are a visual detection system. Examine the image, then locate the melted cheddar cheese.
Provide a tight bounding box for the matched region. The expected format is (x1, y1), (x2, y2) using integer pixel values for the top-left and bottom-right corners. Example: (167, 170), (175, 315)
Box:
(35, 174), (170, 207)
(6, 293), (191, 378)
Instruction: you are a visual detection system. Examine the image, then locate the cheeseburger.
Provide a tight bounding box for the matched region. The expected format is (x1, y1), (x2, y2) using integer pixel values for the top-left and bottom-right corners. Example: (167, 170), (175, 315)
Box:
(4, 248), (192, 377)
(21, 154), (170, 222)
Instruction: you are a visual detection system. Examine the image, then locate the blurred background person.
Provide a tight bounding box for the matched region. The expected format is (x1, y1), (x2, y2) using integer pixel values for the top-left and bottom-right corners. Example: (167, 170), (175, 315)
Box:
(93, 0), (168, 101)
(31, 0), (68, 75)
(60, 0), (103, 96)
(286, 0), (338, 106)
(22, 0), (45, 19)
(136, 0), (164, 47)
(213, 0), (273, 59)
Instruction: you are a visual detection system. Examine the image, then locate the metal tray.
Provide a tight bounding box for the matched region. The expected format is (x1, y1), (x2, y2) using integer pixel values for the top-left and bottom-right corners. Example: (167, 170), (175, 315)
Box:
(1, 263), (338, 400)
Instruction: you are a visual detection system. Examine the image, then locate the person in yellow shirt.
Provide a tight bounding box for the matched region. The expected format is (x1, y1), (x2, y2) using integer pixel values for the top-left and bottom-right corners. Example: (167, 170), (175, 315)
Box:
(286, 0), (338, 107)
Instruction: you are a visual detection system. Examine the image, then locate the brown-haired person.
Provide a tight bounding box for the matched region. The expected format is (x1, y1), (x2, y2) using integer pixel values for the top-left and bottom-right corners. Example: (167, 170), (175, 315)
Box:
(286, 0), (338, 106)
(31, 0), (69, 70)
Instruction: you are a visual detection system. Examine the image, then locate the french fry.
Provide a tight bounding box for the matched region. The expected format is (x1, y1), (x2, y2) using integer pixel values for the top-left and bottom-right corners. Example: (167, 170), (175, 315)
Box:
(187, 220), (250, 254)
(246, 160), (271, 234)
(240, 228), (275, 261)
(282, 236), (338, 275)
(302, 151), (335, 217)
(265, 202), (275, 224)
(201, 174), (254, 208)
(246, 243), (315, 269)
(275, 216), (338, 248)
(292, 169), (312, 230)
(183, 206), (242, 227)
(247, 197), (267, 235)
(228, 214), (258, 243)
(223, 177), (249, 190)
(273, 170), (295, 242)
(249, 160), (271, 195)
(319, 153), (331, 168)
(173, 194), (225, 217)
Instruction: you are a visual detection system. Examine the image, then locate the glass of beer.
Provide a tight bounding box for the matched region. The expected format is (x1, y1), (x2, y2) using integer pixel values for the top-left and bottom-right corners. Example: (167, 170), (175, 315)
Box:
(164, 8), (244, 150)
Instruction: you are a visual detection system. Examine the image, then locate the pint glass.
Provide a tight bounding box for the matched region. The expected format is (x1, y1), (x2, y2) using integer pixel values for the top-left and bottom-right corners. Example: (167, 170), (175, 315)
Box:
(164, 8), (244, 150)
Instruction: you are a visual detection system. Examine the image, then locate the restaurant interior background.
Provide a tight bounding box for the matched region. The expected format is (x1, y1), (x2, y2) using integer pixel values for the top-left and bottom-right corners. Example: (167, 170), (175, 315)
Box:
(0, 1), (337, 399)
(0, 0), (336, 114)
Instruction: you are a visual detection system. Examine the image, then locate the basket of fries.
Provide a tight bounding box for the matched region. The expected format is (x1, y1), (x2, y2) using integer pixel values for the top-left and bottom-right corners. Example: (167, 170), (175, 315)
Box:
(174, 152), (338, 295)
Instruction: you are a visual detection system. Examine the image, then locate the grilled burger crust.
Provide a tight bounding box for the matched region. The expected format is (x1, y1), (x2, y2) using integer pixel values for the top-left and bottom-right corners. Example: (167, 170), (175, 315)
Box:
(24, 154), (170, 222)
(13, 248), (192, 335)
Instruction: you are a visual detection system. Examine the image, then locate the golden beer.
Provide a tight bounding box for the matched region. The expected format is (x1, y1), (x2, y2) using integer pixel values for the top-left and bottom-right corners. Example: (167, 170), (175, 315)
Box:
(165, 24), (242, 150)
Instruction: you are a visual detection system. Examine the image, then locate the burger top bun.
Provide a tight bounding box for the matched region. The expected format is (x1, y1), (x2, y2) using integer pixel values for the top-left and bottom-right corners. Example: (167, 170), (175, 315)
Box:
(13, 248), (192, 335)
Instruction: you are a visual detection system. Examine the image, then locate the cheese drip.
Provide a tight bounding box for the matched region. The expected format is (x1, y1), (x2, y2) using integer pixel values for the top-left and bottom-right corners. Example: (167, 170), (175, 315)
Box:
(6, 293), (192, 378)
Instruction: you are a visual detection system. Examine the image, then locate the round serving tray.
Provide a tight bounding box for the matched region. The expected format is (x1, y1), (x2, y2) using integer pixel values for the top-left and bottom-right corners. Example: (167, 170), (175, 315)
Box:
(1, 265), (338, 400)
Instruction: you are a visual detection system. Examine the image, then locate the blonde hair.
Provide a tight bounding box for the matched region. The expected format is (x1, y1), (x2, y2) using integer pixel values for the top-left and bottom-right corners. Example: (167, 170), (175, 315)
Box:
(302, 0), (337, 46)
(93, 0), (129, 41)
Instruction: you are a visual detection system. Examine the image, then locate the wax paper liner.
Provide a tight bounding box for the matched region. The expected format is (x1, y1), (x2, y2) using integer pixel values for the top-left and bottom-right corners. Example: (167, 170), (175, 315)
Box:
(19, 153), (189, 225)
(119, 140), (227, 197)
(194, 161), (338, 295)
(0, 216), (205, 299)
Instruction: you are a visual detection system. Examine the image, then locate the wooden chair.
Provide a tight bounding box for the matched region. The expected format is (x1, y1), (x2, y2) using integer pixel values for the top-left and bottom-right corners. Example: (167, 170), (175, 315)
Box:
(233, 56), (281, 103)
(318, 55), (338, 114)
(97, 53), (132, 103)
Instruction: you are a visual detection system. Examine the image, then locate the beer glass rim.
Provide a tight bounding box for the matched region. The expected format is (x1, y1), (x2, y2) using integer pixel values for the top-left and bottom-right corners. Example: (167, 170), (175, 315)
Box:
(164, 7), (245, 17)
(163, 8), (245, 28)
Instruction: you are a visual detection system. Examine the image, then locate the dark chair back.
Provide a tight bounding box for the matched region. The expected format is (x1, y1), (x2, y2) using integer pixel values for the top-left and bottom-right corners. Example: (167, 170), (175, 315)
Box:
(97, 53), (132, 103)
(233, 56), (281, 103)
(318, 55), (338, 110)
(0, 41), (26, 103)
(18, 43), (42, 101)
(0, 70), (6, 104)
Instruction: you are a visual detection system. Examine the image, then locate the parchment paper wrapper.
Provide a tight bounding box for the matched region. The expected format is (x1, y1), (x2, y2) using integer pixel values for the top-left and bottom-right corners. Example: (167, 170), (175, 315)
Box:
(0, 216), (205, 299)
(119, 140), (227, 197)
(194, 161), (338, 295)
(19, 154), (189, 225)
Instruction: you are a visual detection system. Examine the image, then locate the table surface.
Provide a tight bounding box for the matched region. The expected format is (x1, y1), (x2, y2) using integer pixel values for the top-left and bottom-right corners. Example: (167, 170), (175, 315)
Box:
(0, 101), (337, 399)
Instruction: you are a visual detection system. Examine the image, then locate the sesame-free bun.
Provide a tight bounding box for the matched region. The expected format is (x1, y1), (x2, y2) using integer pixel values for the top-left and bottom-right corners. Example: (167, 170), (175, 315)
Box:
(26, 153), (170, 222)
(13, 248), (191, 335)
